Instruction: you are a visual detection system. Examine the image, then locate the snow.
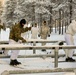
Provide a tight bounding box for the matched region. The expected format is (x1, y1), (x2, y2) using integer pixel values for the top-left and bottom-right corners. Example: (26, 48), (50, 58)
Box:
(0, 28), (76, 75)
(11, 72), (75, 75)
(0, 28), (10, 41)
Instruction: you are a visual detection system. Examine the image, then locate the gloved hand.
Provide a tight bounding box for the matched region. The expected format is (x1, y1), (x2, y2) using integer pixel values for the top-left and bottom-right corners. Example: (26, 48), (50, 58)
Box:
(18, 40), (22, 43)
(38, 34), (40, 37)
(22, 39), (26, 43)
(48, 35), (50, 37)
(28, 27), (31, 30)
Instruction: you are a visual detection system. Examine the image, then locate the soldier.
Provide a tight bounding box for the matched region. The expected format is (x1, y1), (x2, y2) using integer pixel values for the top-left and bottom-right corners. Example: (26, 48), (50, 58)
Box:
(40, 21), (50, 51)
(0, 23), (6, 31)
(65, 19), (76, 62)
(31, 23), (39, 39)
(8, 19), (31, 66)
(0, 23), (6, 54)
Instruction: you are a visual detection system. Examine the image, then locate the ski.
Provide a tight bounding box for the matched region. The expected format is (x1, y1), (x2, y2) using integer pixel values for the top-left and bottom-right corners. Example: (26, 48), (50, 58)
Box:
(10, 64), (26, 69)
(0, 60), (26, 69)
(52, 60), (76, 63)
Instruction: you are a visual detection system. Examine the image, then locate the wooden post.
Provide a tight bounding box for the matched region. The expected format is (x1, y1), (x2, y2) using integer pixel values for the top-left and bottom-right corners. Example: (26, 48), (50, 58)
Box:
(54, 47), (59, 68)
(33, 41), (36, 54)
(55, 19), (57, 33)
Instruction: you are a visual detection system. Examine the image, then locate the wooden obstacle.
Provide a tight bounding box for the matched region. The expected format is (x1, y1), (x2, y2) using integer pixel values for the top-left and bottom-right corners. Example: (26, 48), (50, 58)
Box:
(1, 44), (76, 75)
(0, 44), (76, 68)
(9, 68), (76, 74)
(27, 39), (65, 43)
(1, 70), (9, 75)
(0, 54), (65, 58)
(27, 39), (65, 53)
(0, 39), (65, 53)
(0, 40), (9, 44)
(1, 53), (76, 58)
(0, 39), (65, 44)
(1, 68), (76, 74)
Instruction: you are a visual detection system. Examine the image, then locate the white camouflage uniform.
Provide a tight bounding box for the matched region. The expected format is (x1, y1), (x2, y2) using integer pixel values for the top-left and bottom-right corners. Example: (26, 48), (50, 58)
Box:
(65, 20), (76, 58)
(31, 26), (39, 39)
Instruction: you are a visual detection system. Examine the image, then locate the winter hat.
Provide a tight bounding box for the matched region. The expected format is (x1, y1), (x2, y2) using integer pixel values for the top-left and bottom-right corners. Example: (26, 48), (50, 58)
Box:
(43, 20), (46, 23)
(20, 19), (26, 25)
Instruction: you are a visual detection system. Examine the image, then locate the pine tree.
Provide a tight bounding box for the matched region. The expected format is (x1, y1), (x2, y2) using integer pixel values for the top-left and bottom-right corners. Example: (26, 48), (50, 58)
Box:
(0, 1), (3, 20)
(2, 0), (17, 27)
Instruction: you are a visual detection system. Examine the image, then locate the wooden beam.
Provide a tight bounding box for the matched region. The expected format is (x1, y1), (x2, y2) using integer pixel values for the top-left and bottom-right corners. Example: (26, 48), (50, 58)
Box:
(1, 70), (9, 75)
(27, 39), (65, 43)
(0, 44), (76, 68)
(0, 54), (65, 58)
(0, 39), (65, 54)
(0, 44), (76, 50)
(0, 40), (9, 44)
(9, 68), (75, 74)
(0, 39), (65, 44)
(1, 68), (75, 74)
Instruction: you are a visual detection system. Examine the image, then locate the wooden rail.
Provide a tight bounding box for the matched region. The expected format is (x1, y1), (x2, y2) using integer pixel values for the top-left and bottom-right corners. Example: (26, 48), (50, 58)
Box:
(1, 44), (76, 75)
(0, 44), (76, 68)
(0, 40), (9, 44)
(0, 39), (65, 54)
(1, 68), (76, 75)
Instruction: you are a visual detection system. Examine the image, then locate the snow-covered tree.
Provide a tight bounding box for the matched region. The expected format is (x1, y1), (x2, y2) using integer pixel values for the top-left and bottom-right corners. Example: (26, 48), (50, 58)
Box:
(2, 0), (17, 27)
(0, 1), (3, 21)
(2, 0), (76, 28)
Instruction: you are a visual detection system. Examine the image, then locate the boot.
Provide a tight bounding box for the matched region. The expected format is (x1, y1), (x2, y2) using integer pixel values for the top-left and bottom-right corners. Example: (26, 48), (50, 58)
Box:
(42, 49), (46, 51)
(0, 52), (3, 54)
(10, 60), (17, 66)
(65, 57), (75, 62)
(10, 59), (21, 66)
(14, 59), (21, 65)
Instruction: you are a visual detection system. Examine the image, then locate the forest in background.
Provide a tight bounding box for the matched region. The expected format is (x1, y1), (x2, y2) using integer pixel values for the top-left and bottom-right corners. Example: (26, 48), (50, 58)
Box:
(0, 0), (76, 34)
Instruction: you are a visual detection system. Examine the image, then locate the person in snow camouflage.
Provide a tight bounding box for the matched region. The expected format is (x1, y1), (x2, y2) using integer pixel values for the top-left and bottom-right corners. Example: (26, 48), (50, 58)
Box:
(65, 19), (76, 62)
(31, 23), (39, 39)
(0, 23), (6, 54)
(40, 20), (50, 51)
(9, 19), (31, 66)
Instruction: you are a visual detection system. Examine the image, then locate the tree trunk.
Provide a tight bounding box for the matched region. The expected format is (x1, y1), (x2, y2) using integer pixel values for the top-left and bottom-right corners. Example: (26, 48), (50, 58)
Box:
(69, 0), (72, 23)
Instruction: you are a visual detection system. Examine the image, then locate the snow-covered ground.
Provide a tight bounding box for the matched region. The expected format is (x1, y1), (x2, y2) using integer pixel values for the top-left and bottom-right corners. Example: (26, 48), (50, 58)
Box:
(0, 28), (76, 75)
